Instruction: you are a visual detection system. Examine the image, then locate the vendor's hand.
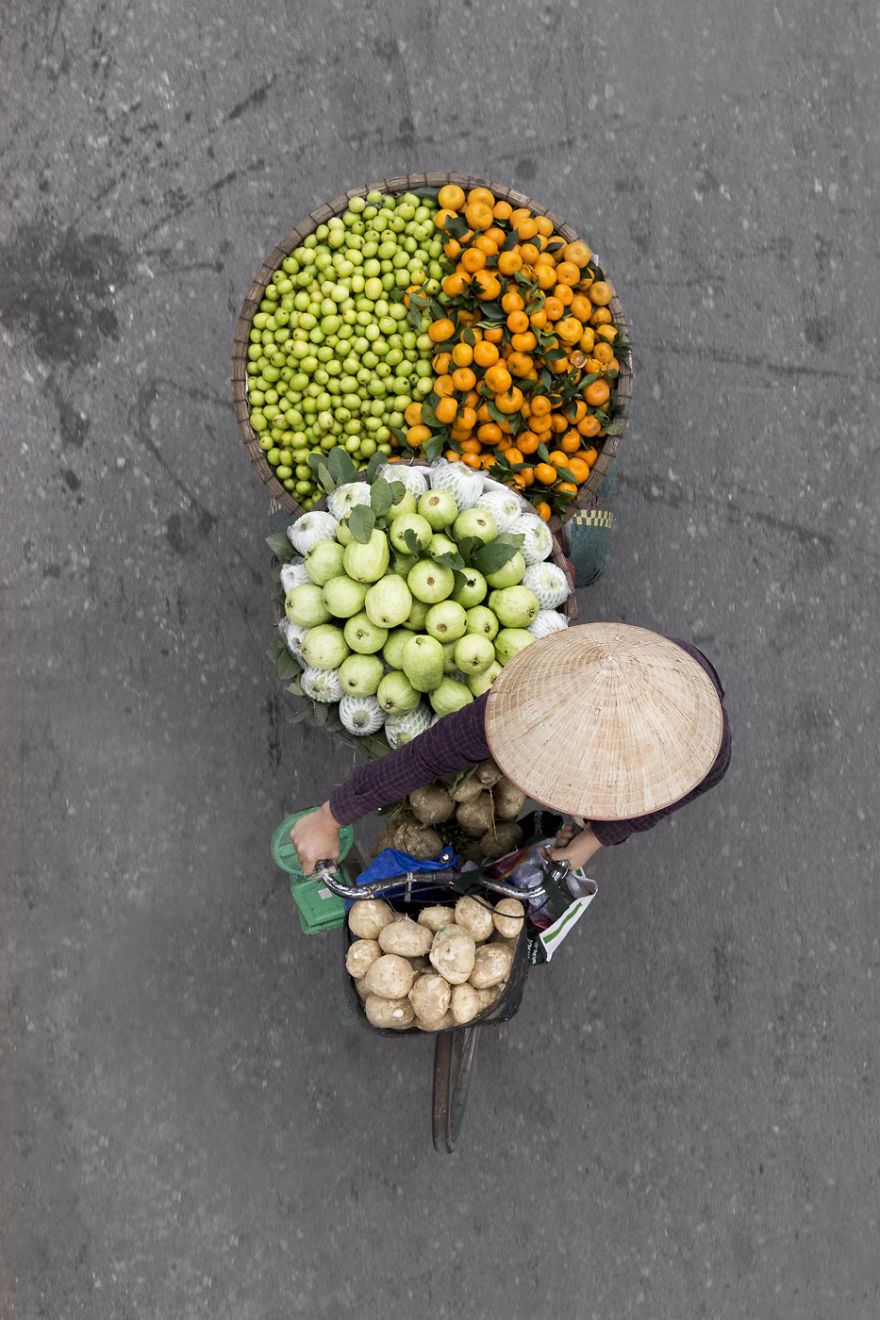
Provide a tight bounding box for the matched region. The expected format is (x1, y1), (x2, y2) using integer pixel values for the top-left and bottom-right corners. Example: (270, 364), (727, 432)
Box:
(291, 801), (342, 876)
(548, 823), (602, 871)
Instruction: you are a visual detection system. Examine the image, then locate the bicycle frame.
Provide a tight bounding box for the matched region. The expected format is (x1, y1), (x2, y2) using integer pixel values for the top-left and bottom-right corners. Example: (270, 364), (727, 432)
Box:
(313, 847), (563, 905)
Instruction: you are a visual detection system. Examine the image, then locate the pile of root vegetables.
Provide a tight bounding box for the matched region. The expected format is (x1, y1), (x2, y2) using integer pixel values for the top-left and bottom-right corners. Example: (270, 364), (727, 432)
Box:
(376, 757), (527, 863)
(346, 891), (525, 1031)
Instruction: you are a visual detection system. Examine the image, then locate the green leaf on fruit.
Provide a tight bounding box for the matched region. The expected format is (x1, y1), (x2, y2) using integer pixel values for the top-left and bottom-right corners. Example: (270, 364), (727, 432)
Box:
(422, 434), (445, 462)
(420, 401), (439, 429)
(537, 441), (551, 462)
(327, 447), (357, 487)
(266, 533), (294, 560)
(363, 450), (386, 484)
(502, 228), (520, 251)
(287, 676), (304, 697)
(455, 535), (482, 563)
(402, 528), (421, 556)
(277, 651), (300, 680)
(473, 541), (518, 574)
(348, 504), (376, 543)
(387, 425), (407, 445)
(462, 326), (477, 347)
(436, 551), (465, 571)
(370, 480), (393, 516)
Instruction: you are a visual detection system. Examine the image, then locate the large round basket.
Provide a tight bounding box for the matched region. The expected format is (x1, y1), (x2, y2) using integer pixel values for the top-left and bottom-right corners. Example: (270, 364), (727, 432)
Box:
(232, 172), (632, 527)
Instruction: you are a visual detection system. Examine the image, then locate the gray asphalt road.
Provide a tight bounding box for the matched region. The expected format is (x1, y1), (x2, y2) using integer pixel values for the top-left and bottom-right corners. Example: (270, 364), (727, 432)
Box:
(4, 2), (879, 1317)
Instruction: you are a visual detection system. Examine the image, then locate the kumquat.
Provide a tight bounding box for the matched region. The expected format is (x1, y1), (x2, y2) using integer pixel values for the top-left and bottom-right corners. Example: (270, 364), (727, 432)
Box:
(387, 185), (630, 518)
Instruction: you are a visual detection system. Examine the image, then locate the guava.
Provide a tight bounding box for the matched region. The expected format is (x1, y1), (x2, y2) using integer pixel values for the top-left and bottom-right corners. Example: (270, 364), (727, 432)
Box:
(429, 677), (474, 716)
(417, 489), (459, 530)
(342, 529), (390, 583)
(302, 624), (350, 671)
(485, 550), (526, 589)
(322, 575), (368, 619)
(391, 550), (417, 577)
(376, 670), (421, 715)
(384, 488), (417, 521)
(401, 598), (430, 631)
(285, 583), (331, 628)
(465, 605), (499, 640)
(454, 633), (496, 675)
(388, 512), (433, 554)
(382, 628), (412, 671)
(365, 574), (413, 629)
(441, 640), (459, 674)
(343, 612), (388, 655)
(402, 634), (445, 692)
(304, 539), (346, 586)
(335, 517), (354, 546)
(428, 533), (458, 559)
(495, 628), (536, 665)
(453, 508), (498, 545)
(338, 652), (384, 696)
(488, 585), (541, 628)
(407, 560), (455, 604)
(466, 660), (502, 695)
(425, 600), (468, 643)
(451, 568), (487, 609)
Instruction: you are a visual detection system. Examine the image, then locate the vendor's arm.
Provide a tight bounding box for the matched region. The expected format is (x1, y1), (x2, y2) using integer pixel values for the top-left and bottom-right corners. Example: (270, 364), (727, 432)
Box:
(329, 692), (492, 824)
(291, 694), (493, 871)
(549, 823), (604, 869)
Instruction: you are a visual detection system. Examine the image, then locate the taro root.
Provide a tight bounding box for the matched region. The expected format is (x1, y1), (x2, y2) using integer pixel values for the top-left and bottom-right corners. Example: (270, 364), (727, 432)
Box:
(345, 938), (382, 980)
(409, 782), (454, 825)
(418, 905), (457, 933)
(378, 916), (434, 958)
(476, 758), (503, 787)
(364, 995), (415, 1030)
(376, 823), (400, 853)
(398, 822), (444, 861)
(493, 897), (526, 940)
(456, 792), (495, 837)
(354, 977), (370, 1000)
(492, 778), (527, 820)
(477, 821), (523, 858)
(430, 926), (477, 985)
(450, 982), (483, 1025)
(362, 953), (416, 1000)
(348, 898), (395, 941)
(408, 973), (452, 1025)
(450, 773), (483, 804)
(454, 894), (495, 942)
(414, 1010), (456, 1032)
(476, 982), (505, 1009)
(469, 942), (514, 989)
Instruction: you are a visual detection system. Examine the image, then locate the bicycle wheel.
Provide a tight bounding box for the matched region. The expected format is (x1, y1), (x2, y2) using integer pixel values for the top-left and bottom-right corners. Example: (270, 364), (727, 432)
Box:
(432, 1026), (480, 1153)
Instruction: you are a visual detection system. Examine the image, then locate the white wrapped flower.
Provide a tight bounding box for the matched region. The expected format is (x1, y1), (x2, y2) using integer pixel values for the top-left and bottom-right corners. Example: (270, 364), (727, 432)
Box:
(429, 459), (483, 509)
(328, 481), (372, 521)
(300, 666), (344, 704)
(384, 703), (432, 749)
(508, 513), (554, 564)
(287, 510), (339, 555)
(521, 561), (570, 610)
(339, 694), (385, 736)
(528, 609), (570, 638)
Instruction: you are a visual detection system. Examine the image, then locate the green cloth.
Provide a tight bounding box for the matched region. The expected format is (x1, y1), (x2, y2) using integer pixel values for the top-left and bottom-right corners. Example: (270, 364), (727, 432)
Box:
(561, 460), (617, 587)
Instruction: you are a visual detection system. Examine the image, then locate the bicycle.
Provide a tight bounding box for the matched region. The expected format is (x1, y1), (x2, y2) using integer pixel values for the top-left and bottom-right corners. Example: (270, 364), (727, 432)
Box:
(314, 849), (574, 1153)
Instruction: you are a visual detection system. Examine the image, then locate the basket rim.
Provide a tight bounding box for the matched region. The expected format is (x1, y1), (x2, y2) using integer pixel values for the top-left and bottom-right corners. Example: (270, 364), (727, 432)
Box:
(232, 172), (632, 526)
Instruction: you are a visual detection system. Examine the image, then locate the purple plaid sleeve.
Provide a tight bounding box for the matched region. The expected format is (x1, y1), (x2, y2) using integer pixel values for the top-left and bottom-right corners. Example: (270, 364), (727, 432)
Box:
(591, 641), (731, 846)
(329, 693), (492, 826)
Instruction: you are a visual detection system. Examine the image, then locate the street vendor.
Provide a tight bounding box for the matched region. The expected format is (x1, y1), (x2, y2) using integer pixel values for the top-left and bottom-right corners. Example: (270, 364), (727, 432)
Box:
(291, 623), (731, 874)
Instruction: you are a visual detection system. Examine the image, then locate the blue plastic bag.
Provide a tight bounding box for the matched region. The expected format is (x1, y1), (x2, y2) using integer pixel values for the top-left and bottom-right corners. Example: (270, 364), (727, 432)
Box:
(346, 846), (458, 909)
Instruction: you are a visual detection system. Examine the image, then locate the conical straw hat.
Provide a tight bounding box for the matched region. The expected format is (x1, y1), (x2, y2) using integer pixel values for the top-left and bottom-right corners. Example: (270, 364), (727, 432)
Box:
(484, 623), (724, 820)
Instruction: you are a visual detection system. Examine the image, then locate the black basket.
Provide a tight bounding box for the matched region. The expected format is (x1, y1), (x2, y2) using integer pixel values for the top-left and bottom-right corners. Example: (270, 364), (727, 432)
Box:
(343, 887), (533, 1038)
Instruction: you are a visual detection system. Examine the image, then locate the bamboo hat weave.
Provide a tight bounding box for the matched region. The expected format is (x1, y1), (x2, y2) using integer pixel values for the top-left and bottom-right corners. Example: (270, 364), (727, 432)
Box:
(484, 624), (724, 820)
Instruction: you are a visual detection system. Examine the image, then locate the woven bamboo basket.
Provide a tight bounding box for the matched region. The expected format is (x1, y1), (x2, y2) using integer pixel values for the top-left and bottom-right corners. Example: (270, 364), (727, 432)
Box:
(232, 172), (632, 528)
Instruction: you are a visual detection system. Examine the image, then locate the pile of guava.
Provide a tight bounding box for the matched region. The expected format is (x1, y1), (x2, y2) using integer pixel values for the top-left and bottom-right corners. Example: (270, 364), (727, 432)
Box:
(272, 454), (572, 753)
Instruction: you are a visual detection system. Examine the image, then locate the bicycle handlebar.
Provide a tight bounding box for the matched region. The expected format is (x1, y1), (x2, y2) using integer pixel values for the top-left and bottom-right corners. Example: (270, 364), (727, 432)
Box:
(312, 851), (568, 903)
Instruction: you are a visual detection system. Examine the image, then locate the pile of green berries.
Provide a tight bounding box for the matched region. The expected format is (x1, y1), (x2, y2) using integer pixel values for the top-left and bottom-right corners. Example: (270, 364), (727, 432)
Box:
(245, 191), (452, 508)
